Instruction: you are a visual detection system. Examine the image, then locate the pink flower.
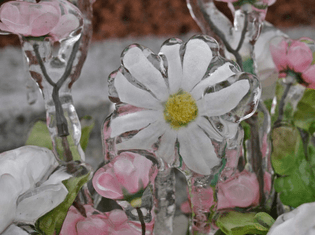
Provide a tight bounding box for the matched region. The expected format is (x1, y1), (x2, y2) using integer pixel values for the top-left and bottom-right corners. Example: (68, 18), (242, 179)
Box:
(0, 0), (81, 41)
(270, 37), (315, 89)
(181, 170), (272, 213)
(92, 152), (158, 200)
(60, 205), (142, 235)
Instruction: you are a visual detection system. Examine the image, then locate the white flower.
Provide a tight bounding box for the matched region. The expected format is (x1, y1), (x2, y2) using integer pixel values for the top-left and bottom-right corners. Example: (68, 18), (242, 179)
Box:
(2, 225), (28, 235)
(0, 146), (71, 233)
(107, 35), (261, 175)
(267, 202), (315, 235)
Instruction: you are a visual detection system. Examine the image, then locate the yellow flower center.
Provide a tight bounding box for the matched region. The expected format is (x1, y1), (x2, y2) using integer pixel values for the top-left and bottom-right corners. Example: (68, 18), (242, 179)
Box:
(164, 91), (198, 129)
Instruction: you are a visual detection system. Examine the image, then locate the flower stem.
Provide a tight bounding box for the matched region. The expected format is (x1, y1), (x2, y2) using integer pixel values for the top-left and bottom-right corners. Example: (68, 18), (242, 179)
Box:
(246, 113), (265, 205)
(136, 207), (146, 235)
(274, 82), (292, 127)
(32, 36), (81, 163)
(197, 0), (248, 70)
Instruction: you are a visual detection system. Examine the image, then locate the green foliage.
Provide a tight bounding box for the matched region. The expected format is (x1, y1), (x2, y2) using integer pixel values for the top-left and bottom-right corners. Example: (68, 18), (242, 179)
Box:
(35, 172), (90, 235)
(26, 121), (53, 150)
(242, 58), (256, 75)
(294, 89), (315, 133)
(271, 125), (301, 175)
(271, 124), (315, 207)
(80, 116), (95, 151)
(216, 211), (275, 235)
(26, 116), (95, 152)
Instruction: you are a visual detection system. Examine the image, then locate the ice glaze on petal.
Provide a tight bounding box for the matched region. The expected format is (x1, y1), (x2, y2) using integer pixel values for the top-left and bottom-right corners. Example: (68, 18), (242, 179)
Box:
(159, 38), (183, 94)
(191, 62), (236, 100)
(122, 46), (169, 101)
(116, 121), (167, 151)
(199, 80), (250, 117)
(196, 116), (224, 142)
(110, 110), (161, 138)
(114, 71), (163, 109)
(156, 128), (177, 163)
(177, 123), (220, 175)
(181, 38), (213, 92)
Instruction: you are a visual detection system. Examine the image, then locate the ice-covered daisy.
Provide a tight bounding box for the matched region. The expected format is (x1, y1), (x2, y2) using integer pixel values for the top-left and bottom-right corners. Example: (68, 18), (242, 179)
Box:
(106, 35), (261, 175)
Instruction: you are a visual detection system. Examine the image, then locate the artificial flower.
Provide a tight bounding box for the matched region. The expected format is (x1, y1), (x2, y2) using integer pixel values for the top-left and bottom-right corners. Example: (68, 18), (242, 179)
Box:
(0, 0), (82, 41)
(0, 146), (70, 233)
(270, 37), (315, 89)
(217, 170), (271, 209)
(181, 170), (272, 213)
(106, 35), (261, 175)
(267, 202), (315, 235)
(93, 152), (157, 200)
(60, 205), (148, 235)
(2, 224), (28, 235)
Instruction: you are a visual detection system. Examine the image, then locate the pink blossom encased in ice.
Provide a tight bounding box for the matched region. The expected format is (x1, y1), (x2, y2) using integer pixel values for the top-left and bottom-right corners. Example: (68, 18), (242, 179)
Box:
(0, 0), (81, 41)
(60, 206), (143, 235)
(270, 37), (315, 89)
(92, 152), (158, 200)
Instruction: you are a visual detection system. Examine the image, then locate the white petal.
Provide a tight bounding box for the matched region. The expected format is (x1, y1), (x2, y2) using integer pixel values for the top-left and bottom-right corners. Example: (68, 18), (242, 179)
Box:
(41, 168), (71, 186)
(196, 116), (224, 142)
(0, 174), (18, 234)
(181, 38), (213, 92)
(156, 128), (177, 163)
(15, 184), (68, 223)
(199, 80), (250, 117)
(116, 121), (167, 151)
(122, 46), (169, 101)
(191, 63), (236, 100)
(110, 110), (161, 138)
(114, 71), (163, 109)
(177, 123), (220, 175)
(160, 40), (183, 94)
(2, 224), (28, 235)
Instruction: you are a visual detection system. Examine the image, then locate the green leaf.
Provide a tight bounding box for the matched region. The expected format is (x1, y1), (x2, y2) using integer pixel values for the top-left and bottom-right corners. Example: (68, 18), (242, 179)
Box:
(274, 159), (315, 208)
(216, 211), (274, 235)
(210, 158), (227, 187)
(294, 89), (315, 133)
(79, 116), (95, 151)
(271, 125), (301, 175)
(35, 171), (90, 235)
(26, 121), (53, 150)
(242, 58), (256, 75)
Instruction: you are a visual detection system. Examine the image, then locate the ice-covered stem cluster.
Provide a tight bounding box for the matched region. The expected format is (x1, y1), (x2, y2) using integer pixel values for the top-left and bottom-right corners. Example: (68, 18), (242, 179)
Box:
(0, 0), (96, 165)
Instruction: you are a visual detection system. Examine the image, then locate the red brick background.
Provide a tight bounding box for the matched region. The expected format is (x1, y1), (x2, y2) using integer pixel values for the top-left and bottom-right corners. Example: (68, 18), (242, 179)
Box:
(0, 0), (314, 47)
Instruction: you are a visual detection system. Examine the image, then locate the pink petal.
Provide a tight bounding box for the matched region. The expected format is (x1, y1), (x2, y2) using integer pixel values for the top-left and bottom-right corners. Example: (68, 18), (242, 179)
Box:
(107, 209), (129, 228)
(50, 14), (80, 41)
(92, 169), (123, 199)
(76, 217), (110, 235)
(131, 153), (153, 188)
(287, 40), (313, 73)
(302, 64), (315, 89)
(59, 206), (85, 235)
(217, 170), (260, 210)
(31, 12), (59, 36)
(113, 155), (140, 194)
(270, 38), (289, 73)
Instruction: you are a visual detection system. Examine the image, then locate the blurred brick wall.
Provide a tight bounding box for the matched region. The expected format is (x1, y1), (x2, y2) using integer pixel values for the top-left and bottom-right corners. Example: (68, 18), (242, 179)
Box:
(1, 0), (315, 47)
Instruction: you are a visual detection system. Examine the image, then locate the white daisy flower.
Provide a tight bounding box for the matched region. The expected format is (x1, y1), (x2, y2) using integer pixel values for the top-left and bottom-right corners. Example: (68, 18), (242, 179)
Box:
(106, 35), (261, 175)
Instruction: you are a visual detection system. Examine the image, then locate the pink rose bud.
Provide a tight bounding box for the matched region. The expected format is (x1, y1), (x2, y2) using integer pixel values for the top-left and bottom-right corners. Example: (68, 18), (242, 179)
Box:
(217, 170), (260, 209)
(93, 152), (158, 200)
(0, 0), (81, 41)
(270, 37), (315, 89)
(60, 205), (142, 235)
